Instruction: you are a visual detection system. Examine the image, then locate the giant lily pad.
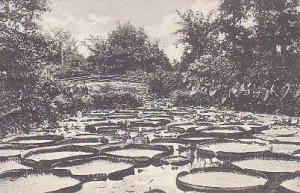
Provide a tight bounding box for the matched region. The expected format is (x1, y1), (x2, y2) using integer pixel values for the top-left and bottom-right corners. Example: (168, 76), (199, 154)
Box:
(274, 135), (300, 145)
(53, 156), (134, 181)
(232, 155), (300, 173)
(2, 135), (64, 147)
(0, 160), (30, 174)
(178, 133), (214, 144)
(176, 166), (269, 192)
(21, 145), (99, 169)
(195, 124), (265, 138)
(101, 144), (172, 167)
(56, 137), (108, 147)
(0, 144), (37, 160)
(279, 173), (300, 193)
(197, 140), (270, 160)
(160, 155), (189, 166)
(53, 156), (134, 180)
(0, 169), (82, 193)
(261, 127), (297, 136)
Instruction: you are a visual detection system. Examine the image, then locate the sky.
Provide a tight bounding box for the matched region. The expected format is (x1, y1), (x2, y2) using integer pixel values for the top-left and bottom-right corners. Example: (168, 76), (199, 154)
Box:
(41, 0), (220, 60)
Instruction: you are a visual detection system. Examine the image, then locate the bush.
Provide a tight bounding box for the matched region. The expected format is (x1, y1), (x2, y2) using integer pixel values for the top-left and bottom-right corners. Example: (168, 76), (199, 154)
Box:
(171, 90), (212, 107)
(146, 68), (184, 98)
(53, 66), (91, 79)
(92, 92), (142, 109)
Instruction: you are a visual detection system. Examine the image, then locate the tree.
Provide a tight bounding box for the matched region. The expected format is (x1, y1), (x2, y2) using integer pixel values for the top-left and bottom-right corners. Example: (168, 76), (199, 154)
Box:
(0, 0), (49, 91)
(176, 10), (219, 66)
(175, 0), (300, 115)
(84, 22), (171, 74)
(46, 28), (85, 67)
(0, 0), (64, 133)
(45, 28), (87, 78)
(217, 0), (256, 82)
(252, 0), (300, 80)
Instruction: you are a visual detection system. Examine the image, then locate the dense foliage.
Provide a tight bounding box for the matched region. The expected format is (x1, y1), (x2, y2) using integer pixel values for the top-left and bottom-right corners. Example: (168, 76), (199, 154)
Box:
(174, 0), (300, 116)
(0, 0), (57, 134)
(44, 28), (89, 79)
(84, 22), (171, 74)
(1, 0), (299, 136)
(0, 1), (88, 135)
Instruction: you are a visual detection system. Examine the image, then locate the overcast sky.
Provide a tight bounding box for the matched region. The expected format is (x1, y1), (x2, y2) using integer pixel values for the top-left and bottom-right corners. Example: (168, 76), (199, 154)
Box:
(41, 0), (220, 60)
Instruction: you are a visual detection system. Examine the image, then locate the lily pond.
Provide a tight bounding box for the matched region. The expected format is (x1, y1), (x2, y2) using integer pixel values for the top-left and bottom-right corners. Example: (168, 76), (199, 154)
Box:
(0, 106), (300, 193)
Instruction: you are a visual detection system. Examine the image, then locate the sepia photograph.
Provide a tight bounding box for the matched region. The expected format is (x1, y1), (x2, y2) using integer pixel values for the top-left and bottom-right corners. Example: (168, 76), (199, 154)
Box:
(0, 0), (300, 192)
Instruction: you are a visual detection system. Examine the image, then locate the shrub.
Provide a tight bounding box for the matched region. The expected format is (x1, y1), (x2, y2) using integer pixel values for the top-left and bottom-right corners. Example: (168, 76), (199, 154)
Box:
(146, 67), (184, 98)
(171, 90), (212, 107)
(92, 92), (142, 109)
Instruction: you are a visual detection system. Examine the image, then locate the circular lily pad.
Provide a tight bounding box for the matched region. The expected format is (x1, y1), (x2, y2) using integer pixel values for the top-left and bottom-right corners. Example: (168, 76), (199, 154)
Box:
(279, 173), (300, 193)
(178, 133), (214, 144)
(262, 127), (297, 136)
(130, 118), (171, 127)
(292, 149), (300, 157)
(169, 109), (192, 116)
(0, 160), (30, 174)
(105, 114), (137, 120)
(0, 169), (82, 193)
(110, 139), (125, 145)
(56, 137), (108, 147)
(106, 148), (164, 158)
(268, 143), (300, 155)
(202, 125), (248, 133)
(197, 140), (270, 160)
(160, 155), (189, 166)
(195, 125), (261, 138)
(78, 181), (109, 192)
(150, 138), (188, 154)
(21, 145), (99, 169)
(101, 144), (172, 167)
(274, 135), (300, 145)
(0, 144), (37, 160)
(186, 124), (214, 132)
(176, 166), (269, 192)
(168, 122), (198, 133)
(153, 131), (180, 138)
(167, 127), (186, 134)
(232, 155), (300, 173)
(151, 138), (187, 144)
(3, 135), (64, 147)
(96, 126), (120, 134)
(53, 156), (134, 181)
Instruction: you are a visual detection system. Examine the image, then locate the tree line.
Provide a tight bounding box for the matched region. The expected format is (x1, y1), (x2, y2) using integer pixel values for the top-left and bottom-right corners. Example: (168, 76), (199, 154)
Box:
(0, 0), (299, 135)
(172, 0), (300, 115)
